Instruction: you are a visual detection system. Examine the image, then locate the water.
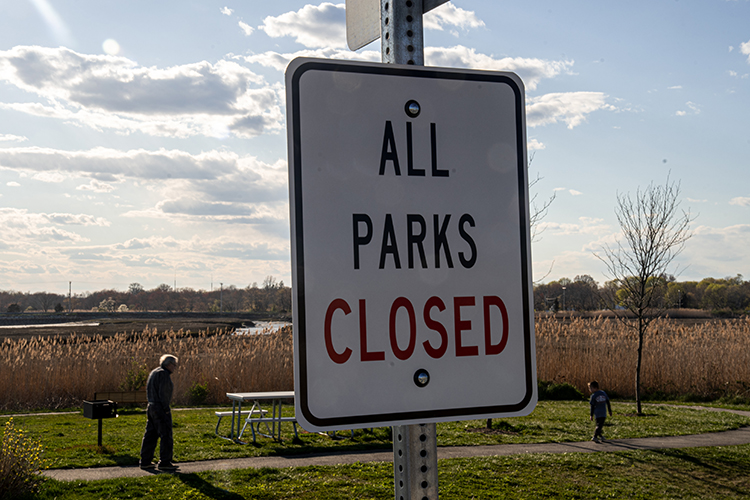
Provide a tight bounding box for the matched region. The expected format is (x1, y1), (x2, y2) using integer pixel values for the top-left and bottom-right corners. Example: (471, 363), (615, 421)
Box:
(233, 321), (290, 335)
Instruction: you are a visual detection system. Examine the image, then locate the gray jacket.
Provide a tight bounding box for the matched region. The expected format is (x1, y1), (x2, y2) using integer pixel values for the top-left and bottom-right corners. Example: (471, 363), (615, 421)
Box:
(146, 366), (173, 411)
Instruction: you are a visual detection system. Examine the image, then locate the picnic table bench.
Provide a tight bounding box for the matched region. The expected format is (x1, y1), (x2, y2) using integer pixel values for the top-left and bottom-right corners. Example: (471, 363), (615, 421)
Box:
(222, 391), (299, 443)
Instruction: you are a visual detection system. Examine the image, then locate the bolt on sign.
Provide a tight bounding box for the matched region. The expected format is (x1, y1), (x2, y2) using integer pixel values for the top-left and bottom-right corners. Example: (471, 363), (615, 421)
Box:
(286, 58), (537, 431)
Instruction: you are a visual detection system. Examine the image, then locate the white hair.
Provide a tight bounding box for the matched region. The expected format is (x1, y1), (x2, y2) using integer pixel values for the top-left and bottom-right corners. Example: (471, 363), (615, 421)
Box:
(160, 354), (178, 368)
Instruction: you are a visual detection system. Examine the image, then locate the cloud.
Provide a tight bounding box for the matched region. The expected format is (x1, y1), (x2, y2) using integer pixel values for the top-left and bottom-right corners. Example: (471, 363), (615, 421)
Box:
(6, 181), (20, 187)
(527, 139), (545, 150)
(0, 147), (240, 182)
(677, 224), (750, 277)
(425, 46), (573, 91)
(0, 46), (282, 138)
(741, 39), (750, 63)
(526, 92), (613, 128)
(423, 3), (485, 32)
(239, 21), (254, 36)
(676, 101), (700, 116)
(0, 145), (288, 226)
(259, 2), (346, 49)
(241, 44), (571, 95)
(76, 179), (115, 192)
(242, 47), (379, 72)
(44, 213), (110, 226)
(538, 217), (610, 236)
(220, 7), (233, 16)
(0, 133), (28, 142)
(0, 208), (110, 246)
(32, 171), (66, 183)
(730, 196), (750, 207)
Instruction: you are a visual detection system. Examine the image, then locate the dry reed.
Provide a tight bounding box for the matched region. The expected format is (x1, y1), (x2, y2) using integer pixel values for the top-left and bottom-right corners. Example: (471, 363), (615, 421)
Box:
(2, 318), (749, 409)
(536, 316), (750, 399)
(0, 326), (293, 410)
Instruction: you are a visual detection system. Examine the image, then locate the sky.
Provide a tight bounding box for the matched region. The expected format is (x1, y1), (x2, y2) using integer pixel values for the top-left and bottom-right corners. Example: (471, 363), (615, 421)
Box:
(0, 0), (748, 295)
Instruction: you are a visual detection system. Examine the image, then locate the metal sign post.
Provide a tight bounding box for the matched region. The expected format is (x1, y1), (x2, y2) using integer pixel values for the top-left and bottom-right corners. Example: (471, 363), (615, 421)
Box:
(381, 1), (434, 498)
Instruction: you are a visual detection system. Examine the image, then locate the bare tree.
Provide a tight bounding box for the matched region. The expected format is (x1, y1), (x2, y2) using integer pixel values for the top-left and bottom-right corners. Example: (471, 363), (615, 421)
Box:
(595, 175), (694, 414)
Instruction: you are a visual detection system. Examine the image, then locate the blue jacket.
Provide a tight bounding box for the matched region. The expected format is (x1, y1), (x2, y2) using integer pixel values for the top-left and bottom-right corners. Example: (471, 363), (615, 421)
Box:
(590, 390), (610, 418)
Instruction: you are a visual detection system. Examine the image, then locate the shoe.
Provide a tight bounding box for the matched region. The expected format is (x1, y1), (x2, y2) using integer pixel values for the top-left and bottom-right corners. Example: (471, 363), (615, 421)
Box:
(591, 437), (599, 443)
(139, 462), (156, 470)
(157, 462), (179, 471)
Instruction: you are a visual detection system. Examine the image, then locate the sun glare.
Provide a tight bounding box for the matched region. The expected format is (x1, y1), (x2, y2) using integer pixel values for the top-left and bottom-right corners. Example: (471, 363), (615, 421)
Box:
(102, 38), (120, 55)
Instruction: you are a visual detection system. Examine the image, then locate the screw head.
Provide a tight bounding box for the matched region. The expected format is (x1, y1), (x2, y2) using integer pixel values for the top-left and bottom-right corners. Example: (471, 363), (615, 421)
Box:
(414, 369), (429, 387)
(405, 100), (420, 118)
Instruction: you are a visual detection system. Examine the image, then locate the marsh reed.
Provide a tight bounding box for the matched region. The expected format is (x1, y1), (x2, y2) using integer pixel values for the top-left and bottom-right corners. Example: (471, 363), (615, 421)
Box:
(0, 326), (293, 410)
(2, 317), (749, 410)
(535, 316), (750, 399)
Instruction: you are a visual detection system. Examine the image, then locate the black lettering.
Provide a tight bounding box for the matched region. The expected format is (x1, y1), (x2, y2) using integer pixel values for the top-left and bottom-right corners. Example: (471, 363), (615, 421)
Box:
(458, 214), (477, 268)
(353, 214), (372, 270)
(406, 122), (425, 176)
(431, 123), (449, 177)
(433, 214), (453, 268)
(379, 214), (402, 269)
(379, 121), (400, 175)
(407, 214), (428, 269)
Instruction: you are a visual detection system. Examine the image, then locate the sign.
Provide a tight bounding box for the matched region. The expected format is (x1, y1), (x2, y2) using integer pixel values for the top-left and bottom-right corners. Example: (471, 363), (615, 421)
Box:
(346, 0), (451, 50)
(286, 58), (536, 431)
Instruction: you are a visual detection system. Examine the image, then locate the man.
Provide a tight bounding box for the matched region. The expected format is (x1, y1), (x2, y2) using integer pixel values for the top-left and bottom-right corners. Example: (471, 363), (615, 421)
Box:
(140, 354), (179, 471)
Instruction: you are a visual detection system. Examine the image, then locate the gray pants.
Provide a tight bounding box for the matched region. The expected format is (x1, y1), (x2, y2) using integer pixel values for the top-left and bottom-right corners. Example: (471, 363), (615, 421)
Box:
(140, 404), (173, 465)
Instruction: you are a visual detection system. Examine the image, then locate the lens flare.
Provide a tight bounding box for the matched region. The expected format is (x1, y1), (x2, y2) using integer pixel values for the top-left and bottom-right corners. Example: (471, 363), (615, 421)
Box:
(102, 39), (120, 55)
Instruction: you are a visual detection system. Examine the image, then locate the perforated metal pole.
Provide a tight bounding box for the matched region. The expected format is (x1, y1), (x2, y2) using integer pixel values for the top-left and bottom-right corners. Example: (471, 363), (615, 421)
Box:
(393, 423), (439, 500)
(381, 0), (424, 65)
(382, 1), (438, 498)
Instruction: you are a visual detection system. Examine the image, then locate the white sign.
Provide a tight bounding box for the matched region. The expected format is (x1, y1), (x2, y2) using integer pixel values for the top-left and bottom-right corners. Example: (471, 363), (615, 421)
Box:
(345, 0), (451, 50)
(286, 58), (536, 431)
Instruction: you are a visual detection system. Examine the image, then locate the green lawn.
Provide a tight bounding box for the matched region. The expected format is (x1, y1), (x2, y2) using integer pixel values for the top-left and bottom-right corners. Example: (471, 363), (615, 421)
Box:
(30, 445), (750, 499)
(6, 400), (750, 469)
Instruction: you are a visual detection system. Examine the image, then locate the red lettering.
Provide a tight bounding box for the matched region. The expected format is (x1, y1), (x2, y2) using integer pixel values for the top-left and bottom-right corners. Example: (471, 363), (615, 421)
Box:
(454, 296), (478, 356)
(423, 296), (448, 358)
(484, 295), (509, 355)
(360, 299), (385, 361)
(324, 299), (353, 364)
(389, 297), (417, 361)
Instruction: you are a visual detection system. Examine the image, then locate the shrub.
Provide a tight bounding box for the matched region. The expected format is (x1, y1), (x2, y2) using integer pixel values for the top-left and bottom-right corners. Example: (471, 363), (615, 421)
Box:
(188, 381), (210, 405)
(0, 418), (45, 499)
(119, 359), (150, 392)
(6, 304), (20, 313)
(538, 381), (584, 401)
(54, 303), (64, 313)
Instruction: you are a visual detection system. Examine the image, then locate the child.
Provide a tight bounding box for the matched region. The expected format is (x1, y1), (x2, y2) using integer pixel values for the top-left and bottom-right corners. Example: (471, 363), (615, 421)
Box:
(588, 381), (612, 442)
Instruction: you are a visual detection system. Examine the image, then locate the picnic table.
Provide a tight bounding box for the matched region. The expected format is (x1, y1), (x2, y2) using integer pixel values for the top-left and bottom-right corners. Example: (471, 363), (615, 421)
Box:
(215, 391), (298, 443)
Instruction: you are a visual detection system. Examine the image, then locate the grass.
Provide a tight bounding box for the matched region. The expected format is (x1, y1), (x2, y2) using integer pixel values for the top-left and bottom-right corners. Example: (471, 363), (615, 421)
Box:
(28, 445), (750, 499)
(7, 400), (749, 469)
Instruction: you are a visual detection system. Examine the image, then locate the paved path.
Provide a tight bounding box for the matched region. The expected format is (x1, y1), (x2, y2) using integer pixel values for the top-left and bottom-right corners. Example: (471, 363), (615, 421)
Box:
(43, 406), (750, 482)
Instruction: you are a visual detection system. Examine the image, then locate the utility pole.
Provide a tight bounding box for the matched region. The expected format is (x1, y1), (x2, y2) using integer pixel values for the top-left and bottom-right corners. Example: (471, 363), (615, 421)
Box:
(220, 282), (223, 314)
(68, 281), (72, 313)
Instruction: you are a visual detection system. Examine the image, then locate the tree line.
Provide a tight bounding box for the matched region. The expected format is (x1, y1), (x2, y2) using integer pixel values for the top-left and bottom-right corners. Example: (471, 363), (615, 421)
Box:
(1, 276), (291, 314)
(534, 274), (750, 314)
(4, 273), (749, 315)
